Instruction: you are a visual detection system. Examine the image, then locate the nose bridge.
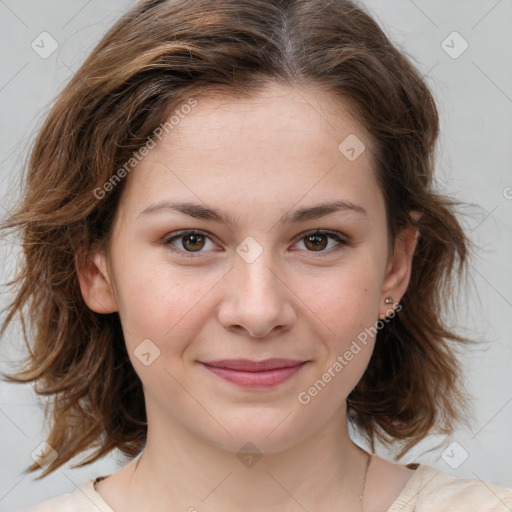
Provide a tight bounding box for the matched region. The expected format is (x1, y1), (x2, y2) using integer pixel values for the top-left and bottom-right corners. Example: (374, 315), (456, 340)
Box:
(234, 237), (282, 302)
(218, 236), (294, 337)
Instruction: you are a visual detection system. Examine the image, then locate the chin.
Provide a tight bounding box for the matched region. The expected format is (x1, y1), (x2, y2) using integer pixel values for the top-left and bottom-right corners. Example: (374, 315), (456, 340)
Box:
(199, 410), (308, 456)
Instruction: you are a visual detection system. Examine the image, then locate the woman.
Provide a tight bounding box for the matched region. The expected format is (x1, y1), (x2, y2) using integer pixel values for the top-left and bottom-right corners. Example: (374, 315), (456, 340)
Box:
(2, 0), (511, 511)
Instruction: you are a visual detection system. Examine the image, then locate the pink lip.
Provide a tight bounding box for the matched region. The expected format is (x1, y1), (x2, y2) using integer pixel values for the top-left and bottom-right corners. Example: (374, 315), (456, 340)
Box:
(200, 359), (307, 388)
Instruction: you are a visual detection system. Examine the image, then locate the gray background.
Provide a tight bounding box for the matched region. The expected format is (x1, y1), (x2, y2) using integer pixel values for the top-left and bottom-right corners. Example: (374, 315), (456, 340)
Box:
(0, 0), (511, 510)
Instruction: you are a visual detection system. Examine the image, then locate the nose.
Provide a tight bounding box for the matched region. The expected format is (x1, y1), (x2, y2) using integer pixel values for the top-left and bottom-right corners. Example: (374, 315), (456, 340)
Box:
(217, 250), (296, 338)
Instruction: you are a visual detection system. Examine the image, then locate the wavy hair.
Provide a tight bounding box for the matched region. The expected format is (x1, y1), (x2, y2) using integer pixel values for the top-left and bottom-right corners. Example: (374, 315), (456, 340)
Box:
(1, 0), (478, 478)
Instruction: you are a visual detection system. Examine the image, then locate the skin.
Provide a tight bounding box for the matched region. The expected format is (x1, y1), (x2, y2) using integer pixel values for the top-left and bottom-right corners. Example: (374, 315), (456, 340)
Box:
(79, 82), (420, 512)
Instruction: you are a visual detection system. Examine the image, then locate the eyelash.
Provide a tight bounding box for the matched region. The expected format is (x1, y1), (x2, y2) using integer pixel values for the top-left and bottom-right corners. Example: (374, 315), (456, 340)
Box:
(162, 229), (348, 259)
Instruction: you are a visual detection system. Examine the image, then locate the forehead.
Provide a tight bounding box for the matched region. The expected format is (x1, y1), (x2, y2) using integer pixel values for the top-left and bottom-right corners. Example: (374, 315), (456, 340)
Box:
(119, 82), (383, 223)
(169, 83), (372, 152)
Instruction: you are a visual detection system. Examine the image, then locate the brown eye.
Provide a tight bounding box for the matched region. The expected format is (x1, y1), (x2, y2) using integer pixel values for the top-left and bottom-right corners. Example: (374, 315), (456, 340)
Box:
(163, 229), (348, 259)
(181, 233), (206, 252)
(294, 230), (348, 255)
(163, 230), (217, 257)
(303, 233), (329, 251)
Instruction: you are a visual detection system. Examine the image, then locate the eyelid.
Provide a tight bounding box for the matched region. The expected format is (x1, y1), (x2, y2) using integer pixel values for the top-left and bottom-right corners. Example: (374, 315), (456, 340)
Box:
(162, 228), (349, 258)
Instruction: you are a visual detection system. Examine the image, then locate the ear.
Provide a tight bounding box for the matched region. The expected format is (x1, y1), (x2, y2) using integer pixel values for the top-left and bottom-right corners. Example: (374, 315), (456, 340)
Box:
(77, 249), (118, 314)
(380, 211), (422, 306)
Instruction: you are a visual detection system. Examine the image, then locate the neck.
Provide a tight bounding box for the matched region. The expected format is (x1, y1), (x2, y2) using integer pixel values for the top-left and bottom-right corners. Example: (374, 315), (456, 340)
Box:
(123, 406), (369, 512)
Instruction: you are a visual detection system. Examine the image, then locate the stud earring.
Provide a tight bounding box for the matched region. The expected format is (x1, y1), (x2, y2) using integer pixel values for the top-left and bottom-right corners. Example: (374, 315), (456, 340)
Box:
(379, 297), (397, 319)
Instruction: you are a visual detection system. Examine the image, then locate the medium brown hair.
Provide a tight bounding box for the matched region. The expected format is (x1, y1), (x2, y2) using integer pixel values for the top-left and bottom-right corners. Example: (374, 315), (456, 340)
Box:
(1, 0), (478, 478)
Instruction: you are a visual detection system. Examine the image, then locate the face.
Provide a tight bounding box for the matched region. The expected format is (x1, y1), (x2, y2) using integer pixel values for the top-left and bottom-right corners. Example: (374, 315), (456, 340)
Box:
(80, 82), (418, 455)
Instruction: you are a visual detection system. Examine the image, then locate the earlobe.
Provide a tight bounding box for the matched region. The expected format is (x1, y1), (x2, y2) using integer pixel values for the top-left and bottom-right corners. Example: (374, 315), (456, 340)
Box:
(77, 250), (118, 314)
(380, 220), (421, 305)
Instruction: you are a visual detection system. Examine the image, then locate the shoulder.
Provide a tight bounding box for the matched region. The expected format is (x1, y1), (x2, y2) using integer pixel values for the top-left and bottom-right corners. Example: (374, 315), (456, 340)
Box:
(24, 477), (114, 512)
(394, 463), (512, 512)
(24, 492), (72, 512)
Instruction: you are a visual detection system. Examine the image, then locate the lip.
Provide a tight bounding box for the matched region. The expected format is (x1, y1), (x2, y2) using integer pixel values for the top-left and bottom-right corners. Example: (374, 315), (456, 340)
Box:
(203, 358), (306, 371)
(200, 358), (308, 388)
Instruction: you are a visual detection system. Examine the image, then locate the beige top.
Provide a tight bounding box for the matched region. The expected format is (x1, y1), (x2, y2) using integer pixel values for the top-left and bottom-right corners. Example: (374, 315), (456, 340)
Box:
(24, 463), (512, 512)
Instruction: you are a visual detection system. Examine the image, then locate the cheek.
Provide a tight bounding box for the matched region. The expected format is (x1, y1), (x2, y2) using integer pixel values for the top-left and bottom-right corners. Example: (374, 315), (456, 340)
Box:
(112, 255), (217, 348)
(293, 253), (382, 337)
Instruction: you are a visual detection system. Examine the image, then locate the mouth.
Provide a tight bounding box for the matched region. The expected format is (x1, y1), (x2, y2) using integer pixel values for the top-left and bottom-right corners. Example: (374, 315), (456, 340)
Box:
(199, 358), (309, 388)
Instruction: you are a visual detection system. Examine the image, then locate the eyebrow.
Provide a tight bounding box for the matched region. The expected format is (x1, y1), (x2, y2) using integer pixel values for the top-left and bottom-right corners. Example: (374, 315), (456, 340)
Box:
(137, 199), (368, 227)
